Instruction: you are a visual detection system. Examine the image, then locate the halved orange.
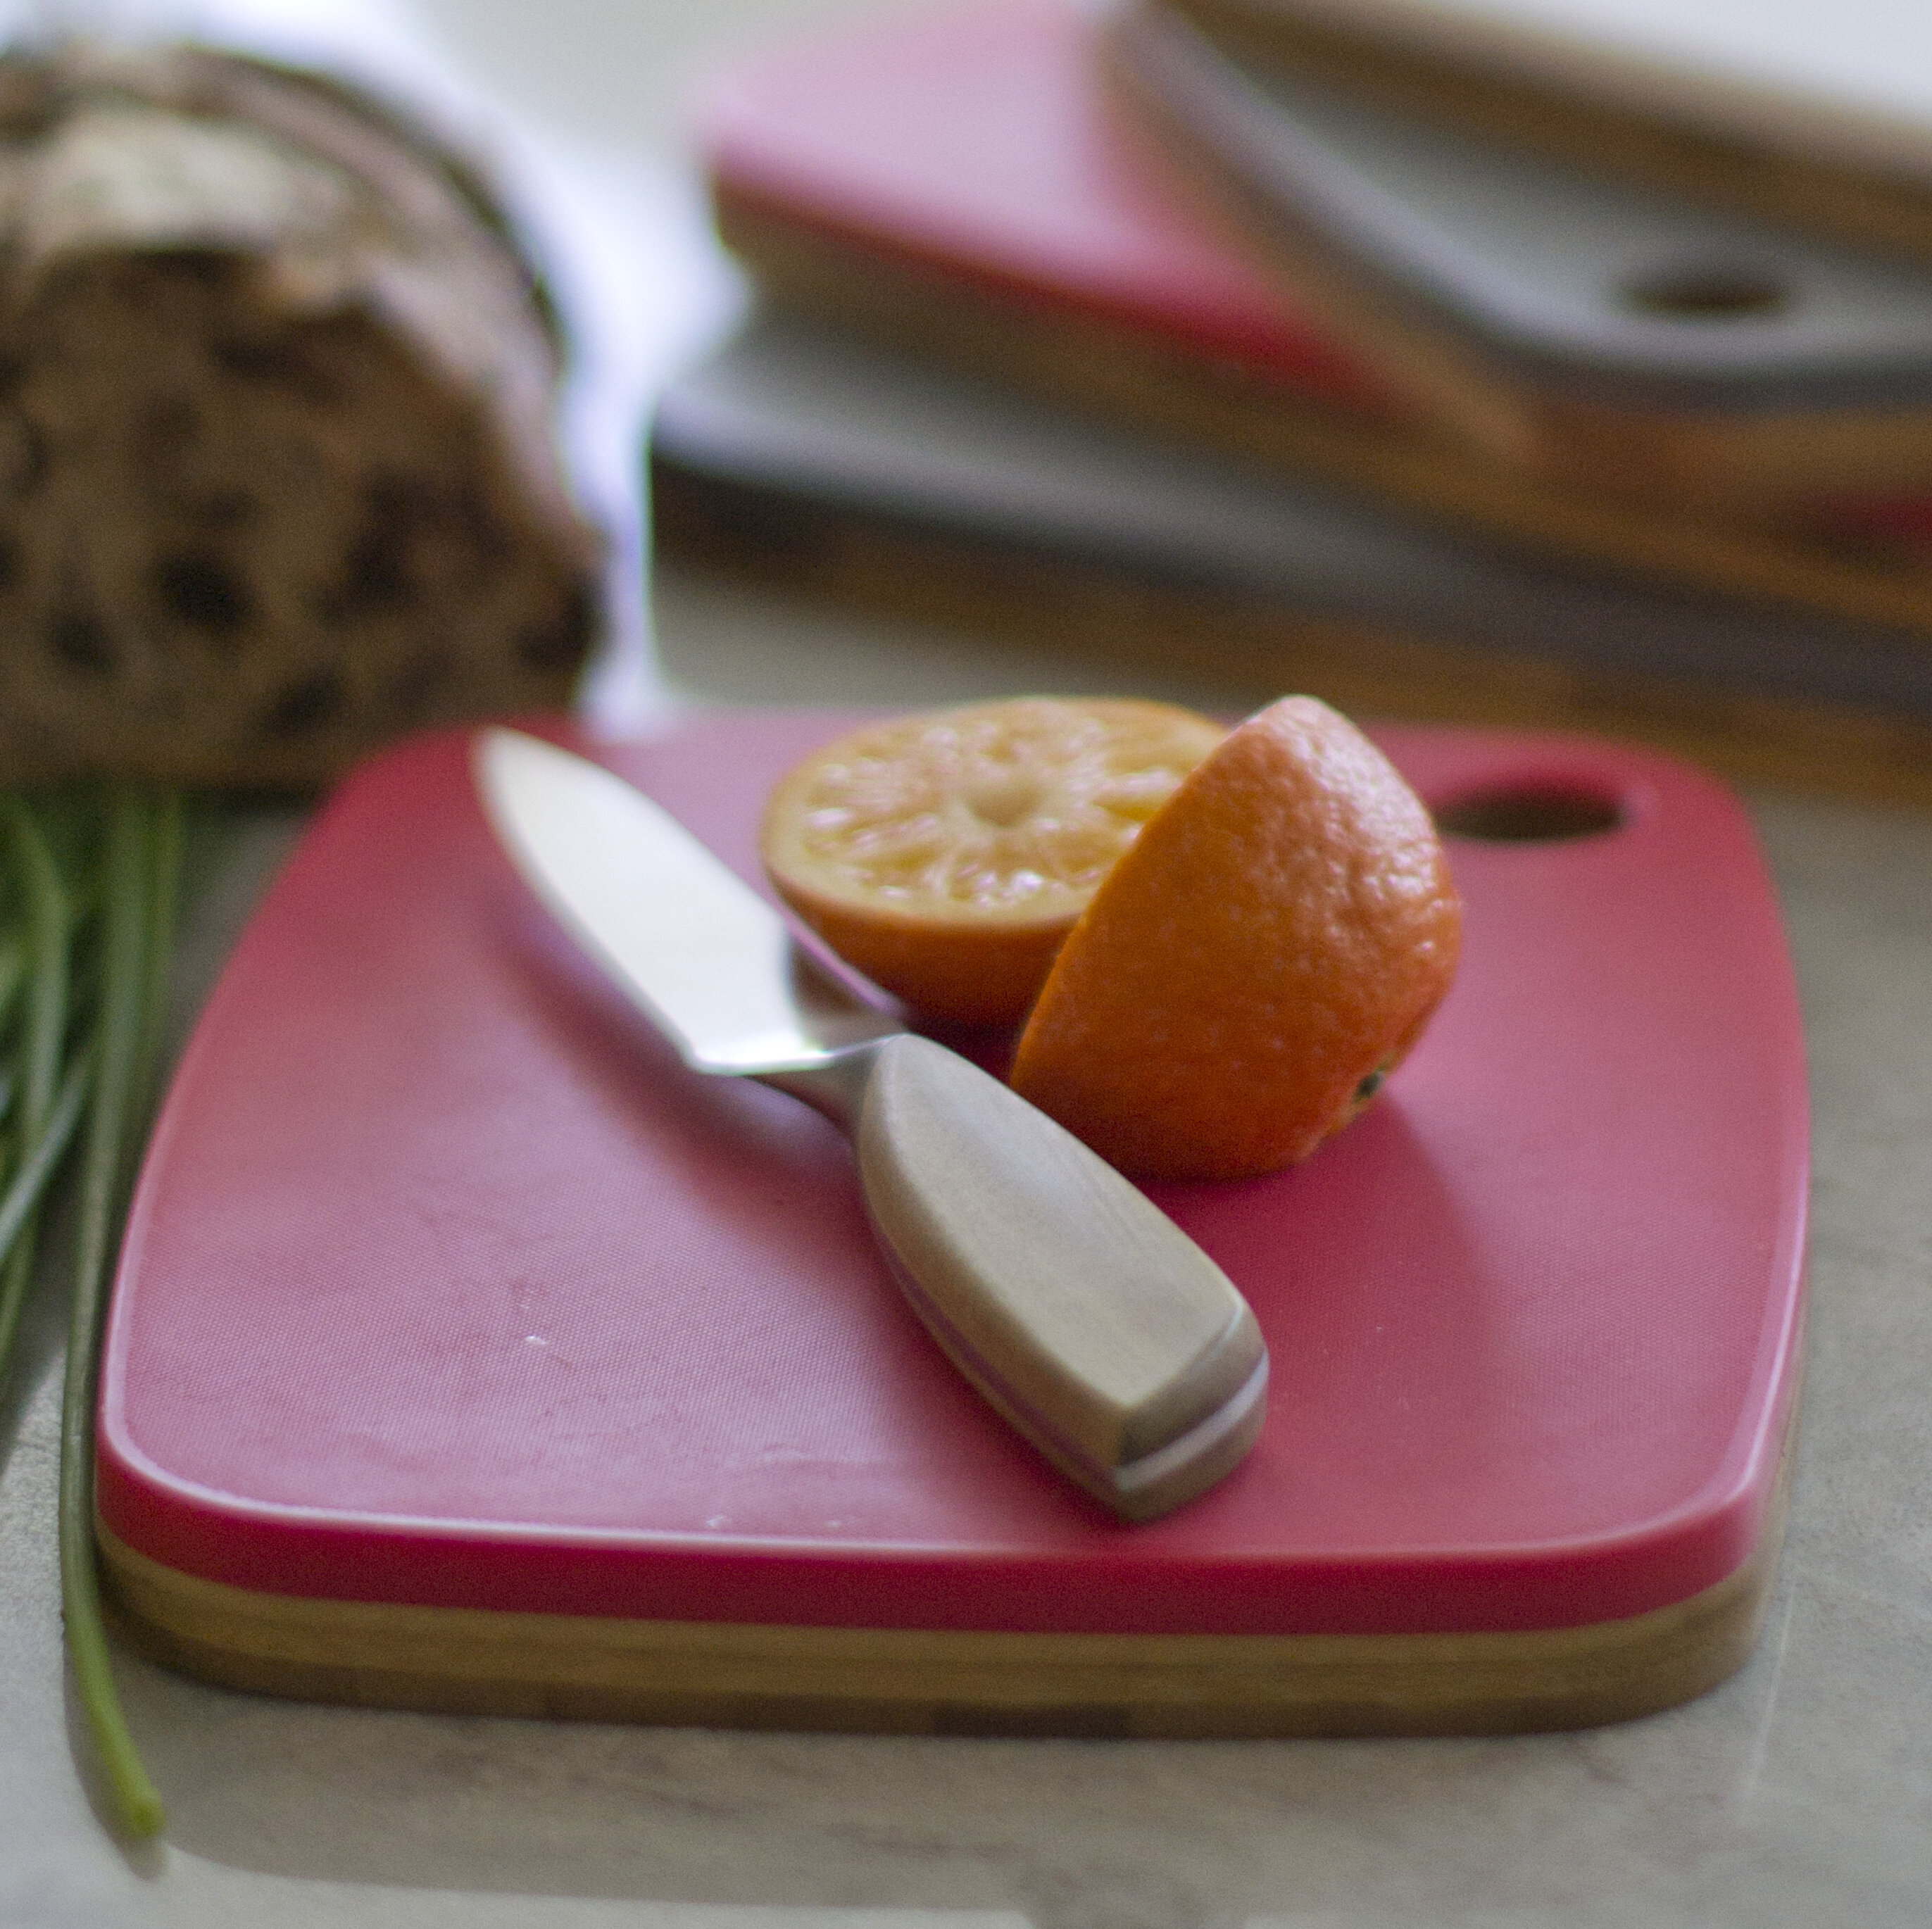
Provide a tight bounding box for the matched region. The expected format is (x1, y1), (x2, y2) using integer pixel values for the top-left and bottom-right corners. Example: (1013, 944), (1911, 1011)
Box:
(760, 698), (1225, 1024)
(1009, 696), (1461, 1180)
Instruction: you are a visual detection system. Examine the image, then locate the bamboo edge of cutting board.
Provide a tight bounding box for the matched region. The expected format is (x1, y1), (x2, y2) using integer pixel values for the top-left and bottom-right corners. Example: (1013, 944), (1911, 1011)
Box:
(711, 193), (1932, 640)
(95, 1439), (1793, 1738)
(651, 458), (1932, 812)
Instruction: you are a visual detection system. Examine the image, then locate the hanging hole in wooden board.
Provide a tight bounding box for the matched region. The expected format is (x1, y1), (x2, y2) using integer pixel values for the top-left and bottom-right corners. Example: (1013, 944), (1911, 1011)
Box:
(1434, 787), (1624, 842)
(1620, 261), (1789, 320)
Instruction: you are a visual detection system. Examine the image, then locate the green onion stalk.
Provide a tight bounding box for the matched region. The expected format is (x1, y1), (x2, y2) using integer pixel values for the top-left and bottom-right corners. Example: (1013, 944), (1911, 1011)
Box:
(0, 785), (184, 1839)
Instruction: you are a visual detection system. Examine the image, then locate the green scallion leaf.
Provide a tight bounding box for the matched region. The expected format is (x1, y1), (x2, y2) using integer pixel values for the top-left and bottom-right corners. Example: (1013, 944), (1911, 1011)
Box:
(0, 786), (185, 1842)
(58, 787), (180, 1840)
(0, 798), (71, 1376)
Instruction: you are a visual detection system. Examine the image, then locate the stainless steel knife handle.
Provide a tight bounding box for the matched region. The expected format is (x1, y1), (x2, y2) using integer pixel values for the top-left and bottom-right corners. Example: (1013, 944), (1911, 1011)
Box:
(772, 1034), (1268, 1521)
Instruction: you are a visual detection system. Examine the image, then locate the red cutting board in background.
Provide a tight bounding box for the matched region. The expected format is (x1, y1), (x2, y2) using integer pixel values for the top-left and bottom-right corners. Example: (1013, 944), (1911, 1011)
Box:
(95, 710), (1807, 1733)
(701, 0), (1389, 413)
(699, 0), (1932, 567)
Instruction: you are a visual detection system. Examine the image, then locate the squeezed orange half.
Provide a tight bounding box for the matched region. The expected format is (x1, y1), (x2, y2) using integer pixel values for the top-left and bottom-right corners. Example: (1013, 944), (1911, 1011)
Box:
(760, 697), (1224, 1024)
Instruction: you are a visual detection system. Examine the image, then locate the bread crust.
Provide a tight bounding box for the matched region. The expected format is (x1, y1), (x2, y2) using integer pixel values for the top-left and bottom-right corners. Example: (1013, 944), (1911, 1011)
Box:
(0, 42), (602, 786)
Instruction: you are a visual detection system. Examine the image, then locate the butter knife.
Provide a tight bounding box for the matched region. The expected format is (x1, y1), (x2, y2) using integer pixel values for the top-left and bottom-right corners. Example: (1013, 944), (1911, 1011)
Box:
(475, 727), (1268, 1522)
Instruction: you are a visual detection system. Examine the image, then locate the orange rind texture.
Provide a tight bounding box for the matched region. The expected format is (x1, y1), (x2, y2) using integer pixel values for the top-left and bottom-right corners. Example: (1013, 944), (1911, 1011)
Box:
(760, 698), (1225, 1024)
(1010, 696), (1462, 1180)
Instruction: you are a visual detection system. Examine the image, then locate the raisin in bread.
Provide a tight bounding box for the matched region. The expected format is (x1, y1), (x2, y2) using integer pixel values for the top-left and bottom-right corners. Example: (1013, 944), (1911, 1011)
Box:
(0, 40), (603, 786)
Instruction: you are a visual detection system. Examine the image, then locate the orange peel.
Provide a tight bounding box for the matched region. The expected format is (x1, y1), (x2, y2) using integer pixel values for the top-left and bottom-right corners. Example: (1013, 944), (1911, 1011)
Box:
(1009, 696), (1462, 1179)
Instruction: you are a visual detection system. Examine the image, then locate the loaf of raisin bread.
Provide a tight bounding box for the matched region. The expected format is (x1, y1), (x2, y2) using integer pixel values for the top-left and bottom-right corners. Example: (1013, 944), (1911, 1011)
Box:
(0, 40), (603, 786)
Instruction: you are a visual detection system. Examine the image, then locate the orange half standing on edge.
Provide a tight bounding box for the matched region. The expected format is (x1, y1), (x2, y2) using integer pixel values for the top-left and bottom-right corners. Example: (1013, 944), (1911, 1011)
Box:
(1010, 696), (1462, 1181)
(760, 697), (1225, 1024)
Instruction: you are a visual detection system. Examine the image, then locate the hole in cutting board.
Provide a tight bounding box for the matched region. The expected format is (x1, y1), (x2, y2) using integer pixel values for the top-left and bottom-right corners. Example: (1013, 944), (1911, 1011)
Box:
(1619, 260), (1789, 320)
(1434, 786), (1624, 842)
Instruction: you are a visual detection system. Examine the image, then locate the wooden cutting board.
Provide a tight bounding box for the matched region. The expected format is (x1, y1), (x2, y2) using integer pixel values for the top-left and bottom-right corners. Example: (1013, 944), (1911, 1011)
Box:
(96, 712), (1809, 1736)
(651, 316), (1932, 808)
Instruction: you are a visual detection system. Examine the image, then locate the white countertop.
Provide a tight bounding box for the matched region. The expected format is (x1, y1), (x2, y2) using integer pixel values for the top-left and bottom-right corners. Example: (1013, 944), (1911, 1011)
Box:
(4, 2), (1931, 1923)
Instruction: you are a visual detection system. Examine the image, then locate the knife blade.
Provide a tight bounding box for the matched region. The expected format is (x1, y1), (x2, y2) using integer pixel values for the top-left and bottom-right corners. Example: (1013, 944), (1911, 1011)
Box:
(475, 727), (1267, 1522)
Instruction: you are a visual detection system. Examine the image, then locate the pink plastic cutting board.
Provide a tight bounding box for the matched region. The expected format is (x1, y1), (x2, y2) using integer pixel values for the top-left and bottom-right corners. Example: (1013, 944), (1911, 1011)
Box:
(98, 712), (1807, 1640)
